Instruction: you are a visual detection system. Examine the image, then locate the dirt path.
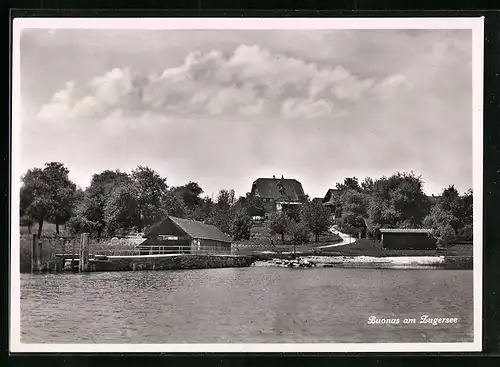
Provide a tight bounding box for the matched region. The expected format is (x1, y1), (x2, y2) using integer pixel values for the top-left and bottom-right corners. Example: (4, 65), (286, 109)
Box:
(317, 226), (356, 249)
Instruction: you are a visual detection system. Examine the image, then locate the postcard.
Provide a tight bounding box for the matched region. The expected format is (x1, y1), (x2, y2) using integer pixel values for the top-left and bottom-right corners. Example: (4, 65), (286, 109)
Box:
(10, 16), (484, 353)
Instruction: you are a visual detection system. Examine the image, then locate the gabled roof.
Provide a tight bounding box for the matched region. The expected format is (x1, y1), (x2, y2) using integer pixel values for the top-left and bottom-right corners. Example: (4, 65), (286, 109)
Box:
(251, 177), (305, 201)
(322, 188), (340, 205)
(146, 216), (233, 243)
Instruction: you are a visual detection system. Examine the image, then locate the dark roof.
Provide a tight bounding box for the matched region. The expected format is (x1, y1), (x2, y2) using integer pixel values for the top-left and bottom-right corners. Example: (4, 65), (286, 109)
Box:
(251, 178), (305, 201)
(322, 188), (340, 205)
(146, 216), (232, 243)
(312, 197), (323, 204)
(380, 228), (432, 234)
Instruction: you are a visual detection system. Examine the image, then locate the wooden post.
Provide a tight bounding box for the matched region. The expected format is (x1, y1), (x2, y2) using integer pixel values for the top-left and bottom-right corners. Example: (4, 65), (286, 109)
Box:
(71, 239), (76, 271)
(31, 234), (37, 273)
(36, 238), (42, 272)
(79, 233), (90, 272)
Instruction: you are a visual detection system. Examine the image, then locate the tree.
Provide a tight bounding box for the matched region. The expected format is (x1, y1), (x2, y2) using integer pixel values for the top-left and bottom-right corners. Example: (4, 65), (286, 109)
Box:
(172, 182), (204, 209)
(162, 190), (187, 218)
(206, 189), (236, 234)
(80, 170), (131, 238)
(361, 177), (374, 193)
(338, 189), (368, 237)
(366, 172), (430, 238)
(268, 211), (293, 243)
(423, 205), (458, 247)
(289, 220), (310, 246)
(300, 201), (333, 242)
(21, 162), (77, 238)
(423, 186), (473, 245)
(67, 214), (96, 235)
(457, 189), (473, 241)
(104, 183), (140, 236)
(231, 210), (253, 241)
(336, 177), (361, 192)
(20, 185), (34, 234)
(243, 193), (265, 217)
(131, 166), (168, 230)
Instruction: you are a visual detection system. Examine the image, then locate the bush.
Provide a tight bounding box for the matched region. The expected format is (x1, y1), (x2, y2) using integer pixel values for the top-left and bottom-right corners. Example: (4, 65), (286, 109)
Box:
(290, 220), (310, 245)
(231, 211), (253, 241)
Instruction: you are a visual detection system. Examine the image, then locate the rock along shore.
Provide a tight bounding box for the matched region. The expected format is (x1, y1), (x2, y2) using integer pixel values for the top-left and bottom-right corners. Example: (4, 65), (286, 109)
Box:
(251, 255), (472, 270)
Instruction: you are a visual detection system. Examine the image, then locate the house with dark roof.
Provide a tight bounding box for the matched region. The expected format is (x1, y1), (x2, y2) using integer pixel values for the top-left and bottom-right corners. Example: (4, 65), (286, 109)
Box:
(322, 188), (340, 206)
(250, 175), (306, 215)
(380, 228), (437, 250)
(138, 216), (232, 255)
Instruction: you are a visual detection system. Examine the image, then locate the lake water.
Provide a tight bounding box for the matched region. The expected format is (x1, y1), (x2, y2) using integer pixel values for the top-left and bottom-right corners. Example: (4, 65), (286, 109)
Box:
(20, 267), (473, 343)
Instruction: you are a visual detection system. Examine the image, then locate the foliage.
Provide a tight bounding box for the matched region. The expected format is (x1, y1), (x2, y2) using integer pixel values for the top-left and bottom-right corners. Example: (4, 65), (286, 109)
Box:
(67, 214), (96, 234)
(20, 162), (77, 238)
(172, 182), (204, 209)
(243, 193), (266, 217)
(423, 186), (473, 245)
(336, 177), (361, 192)
(268, 211), (293, 243)
(231, 210), (253, 241)
(300, 201), (332, 242)
(289, 220), (310, 245)
(206, 189), (236, 234)
(104, 182), (140, 236)
(131, 166), (168, 229)
(338, 189), (368, 236)
(78, 170), (131, 238)
(162, 190), (187, 218)
(366, 172), (430, 238)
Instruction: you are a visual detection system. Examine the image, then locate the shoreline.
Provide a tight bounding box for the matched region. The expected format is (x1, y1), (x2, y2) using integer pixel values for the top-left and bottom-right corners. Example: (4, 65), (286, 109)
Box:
(251, 255), (473, 270)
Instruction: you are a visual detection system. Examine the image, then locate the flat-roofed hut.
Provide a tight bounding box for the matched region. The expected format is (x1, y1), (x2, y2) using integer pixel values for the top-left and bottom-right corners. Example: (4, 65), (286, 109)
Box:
(380, 228), (437, 250)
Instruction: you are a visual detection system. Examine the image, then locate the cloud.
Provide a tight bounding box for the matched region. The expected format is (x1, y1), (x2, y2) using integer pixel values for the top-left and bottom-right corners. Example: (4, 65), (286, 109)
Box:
(36, 44), (415, 126)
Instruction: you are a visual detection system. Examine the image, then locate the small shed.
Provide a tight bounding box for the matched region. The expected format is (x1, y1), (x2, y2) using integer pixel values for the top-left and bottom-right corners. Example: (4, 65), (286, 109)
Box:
(138, 216), (233, 255)
(380, 228), (437, 250)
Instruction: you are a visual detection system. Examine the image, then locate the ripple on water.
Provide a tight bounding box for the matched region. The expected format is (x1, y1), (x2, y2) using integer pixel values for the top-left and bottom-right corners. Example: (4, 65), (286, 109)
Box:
(20, 268), (473, 344)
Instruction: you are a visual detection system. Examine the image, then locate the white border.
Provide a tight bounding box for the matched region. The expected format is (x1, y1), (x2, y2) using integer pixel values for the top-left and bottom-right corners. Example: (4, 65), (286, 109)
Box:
(10, 17), (484, 353)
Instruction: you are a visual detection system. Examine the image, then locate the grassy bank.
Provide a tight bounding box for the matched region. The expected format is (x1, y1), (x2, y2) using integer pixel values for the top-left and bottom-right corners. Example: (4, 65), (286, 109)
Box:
(232, 230), (343, 255)
(317, 239), (473, 258)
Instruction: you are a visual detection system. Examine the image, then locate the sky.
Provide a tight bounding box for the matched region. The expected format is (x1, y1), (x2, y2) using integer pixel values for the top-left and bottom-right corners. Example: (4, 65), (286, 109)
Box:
(18, 28), (473, 199)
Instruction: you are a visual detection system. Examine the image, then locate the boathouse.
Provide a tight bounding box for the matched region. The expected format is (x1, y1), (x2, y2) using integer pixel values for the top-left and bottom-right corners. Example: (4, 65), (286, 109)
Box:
(138, 216), (233, 255)
(250, 175), (306, 215)
(380, 228), (437, 250)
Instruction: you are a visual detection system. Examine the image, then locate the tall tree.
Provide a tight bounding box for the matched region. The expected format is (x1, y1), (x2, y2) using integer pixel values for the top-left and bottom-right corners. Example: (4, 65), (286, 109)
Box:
(243, 193), (265, 217)
(366, 172), (430, 238)
(131, 166), (168, 230)
(338, 189), (368, 236)
(300, 201), (333, 242)
(336, 177), (361, 192)
(21, 162), (77, 238)
(268, 211), (293, 243)
(231, 209), (253, 241)
(20, 185), (34, 234)
(162, 189), (187, 218)
(207, 189), (236, 234)
(79, 170), (131, 238)
(104, 182), (140, 236)
(172, 182), (204, 209)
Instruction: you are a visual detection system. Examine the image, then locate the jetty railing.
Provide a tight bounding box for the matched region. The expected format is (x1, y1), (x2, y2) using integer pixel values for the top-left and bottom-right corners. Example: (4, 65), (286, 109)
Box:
(23, 233), (234, 274)
(90, 244), (232, 256)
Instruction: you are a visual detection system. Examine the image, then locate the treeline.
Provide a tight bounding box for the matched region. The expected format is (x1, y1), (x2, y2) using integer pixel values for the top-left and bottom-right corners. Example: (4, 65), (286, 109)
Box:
(19, 162), (473, 247)
(19, 162), (270, 240)
(328, 173), (473, 246)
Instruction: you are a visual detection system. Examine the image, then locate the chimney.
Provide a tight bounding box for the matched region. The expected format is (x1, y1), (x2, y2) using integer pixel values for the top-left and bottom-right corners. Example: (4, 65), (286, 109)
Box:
(273, 175), (275, 179)
(281, 175), (284, 179)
